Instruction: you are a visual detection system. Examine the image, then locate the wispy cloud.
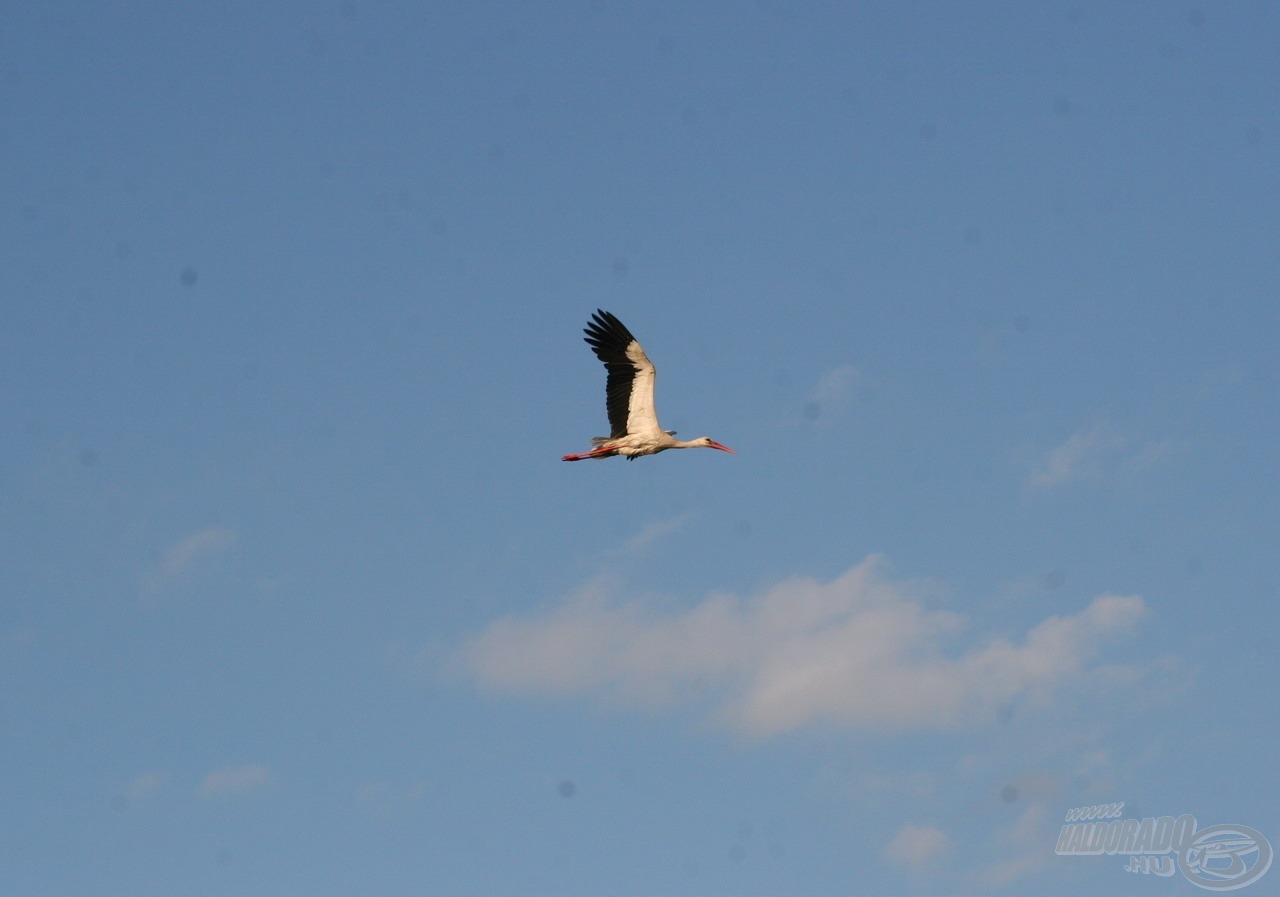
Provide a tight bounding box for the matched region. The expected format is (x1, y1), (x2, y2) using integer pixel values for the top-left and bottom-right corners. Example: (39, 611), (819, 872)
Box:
(802, 365), (864, 424)
(883, 823), (953, 869)
(1194, 362), (1245, 400)
(975, 800), (1057, 886)
(124, 770), (170, 800)
(355, 780), (429, 817)
(196, 763), (271, 798)
(457, 556), (1146, 736)
(934, 769), (1080, 888)
(1026, 425), (1127, 489)
(142, 527), (238, 596)
(1024, 424), (1179, 490)
(615, 513), (693, 557)
(978, 852), (1044, 887)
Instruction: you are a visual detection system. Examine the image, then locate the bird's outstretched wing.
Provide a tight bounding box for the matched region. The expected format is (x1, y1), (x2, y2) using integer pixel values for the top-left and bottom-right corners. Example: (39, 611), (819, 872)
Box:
(582, 310), (660, 438)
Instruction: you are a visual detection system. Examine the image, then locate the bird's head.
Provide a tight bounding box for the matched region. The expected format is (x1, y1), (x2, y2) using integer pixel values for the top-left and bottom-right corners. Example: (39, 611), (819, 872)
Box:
(695, 437), (735, 454)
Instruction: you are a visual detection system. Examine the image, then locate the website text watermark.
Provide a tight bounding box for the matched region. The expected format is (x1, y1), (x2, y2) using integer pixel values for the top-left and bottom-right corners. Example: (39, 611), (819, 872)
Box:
(1057, 803), (1272, 890)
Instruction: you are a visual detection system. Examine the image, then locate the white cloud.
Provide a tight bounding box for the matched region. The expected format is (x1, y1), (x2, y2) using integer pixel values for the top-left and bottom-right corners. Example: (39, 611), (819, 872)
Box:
(143, 526), (238, 595)
(1026, 425), (1126, 489)
(196, 763), (271, 798)
(457, 556), (1146, 736)
(883, 823), (953, 869)
(1025, 425), (1178, 490)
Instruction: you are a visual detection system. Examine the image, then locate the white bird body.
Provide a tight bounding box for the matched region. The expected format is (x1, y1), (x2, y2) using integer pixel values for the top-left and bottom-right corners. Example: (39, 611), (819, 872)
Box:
(563, 310), (734, 461)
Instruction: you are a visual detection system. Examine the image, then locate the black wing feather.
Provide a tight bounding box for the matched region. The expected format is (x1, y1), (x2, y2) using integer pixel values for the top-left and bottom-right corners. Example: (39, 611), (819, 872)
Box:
(583, 309), (640, 439)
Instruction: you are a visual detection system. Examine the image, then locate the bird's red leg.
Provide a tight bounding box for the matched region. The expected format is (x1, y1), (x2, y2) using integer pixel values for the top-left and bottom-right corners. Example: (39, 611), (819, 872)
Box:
(562, 446), (617, 461)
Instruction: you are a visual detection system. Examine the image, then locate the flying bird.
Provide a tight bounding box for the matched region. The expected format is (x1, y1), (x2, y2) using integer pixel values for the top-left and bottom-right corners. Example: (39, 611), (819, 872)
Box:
(563, 310), (735, 461)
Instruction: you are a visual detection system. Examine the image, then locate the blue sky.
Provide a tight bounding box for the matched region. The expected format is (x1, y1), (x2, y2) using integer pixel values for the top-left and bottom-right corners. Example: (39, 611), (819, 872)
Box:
(3, 1), (1277, 894)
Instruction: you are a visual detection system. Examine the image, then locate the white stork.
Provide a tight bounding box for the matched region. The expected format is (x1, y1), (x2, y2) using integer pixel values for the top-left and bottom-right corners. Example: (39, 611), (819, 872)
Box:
(562, 310), (735, 461)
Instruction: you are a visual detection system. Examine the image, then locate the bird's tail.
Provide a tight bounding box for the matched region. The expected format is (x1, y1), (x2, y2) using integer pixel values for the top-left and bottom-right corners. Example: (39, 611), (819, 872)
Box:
(563, 436), (619, 460)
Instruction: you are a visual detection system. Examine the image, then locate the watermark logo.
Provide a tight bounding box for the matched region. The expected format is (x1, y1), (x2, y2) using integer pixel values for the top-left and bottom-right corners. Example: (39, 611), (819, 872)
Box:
(1057, 803), (1272, 890)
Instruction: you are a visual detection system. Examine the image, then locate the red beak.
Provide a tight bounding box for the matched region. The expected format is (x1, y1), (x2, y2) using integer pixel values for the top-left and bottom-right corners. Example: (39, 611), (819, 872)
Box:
(708, 441), (735, 454)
